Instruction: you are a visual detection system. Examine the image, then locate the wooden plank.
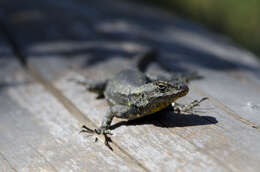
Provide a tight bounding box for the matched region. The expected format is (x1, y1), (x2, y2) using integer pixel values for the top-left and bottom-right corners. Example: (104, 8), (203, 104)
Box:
(2, 0), (260, 171)
(0, 98), (57, 172)
(0, 31), (57, 172)
(0, 33), (142, 172)
(5, 70), (142, 172)
(190, 69), (260, 128)
(165, 86), (260, 171)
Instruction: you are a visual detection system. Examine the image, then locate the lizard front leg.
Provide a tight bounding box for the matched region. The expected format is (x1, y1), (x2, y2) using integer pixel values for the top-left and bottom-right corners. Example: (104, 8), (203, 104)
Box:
(80, 111), (114, 137)
(80, 105), (130, 148)
(81, 105), (130, 135)
(173, 97), (208, 114)
(80, 111), (114, 147)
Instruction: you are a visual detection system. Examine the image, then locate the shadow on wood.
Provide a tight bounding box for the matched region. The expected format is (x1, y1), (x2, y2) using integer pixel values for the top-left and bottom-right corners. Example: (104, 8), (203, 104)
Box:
(0, 81), (29, 93)
(110, 109), (217, 130)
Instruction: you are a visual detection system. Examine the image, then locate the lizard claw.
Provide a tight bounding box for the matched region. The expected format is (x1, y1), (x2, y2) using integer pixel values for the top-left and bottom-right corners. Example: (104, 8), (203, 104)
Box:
(80, 125), (95, 134)
(80, 125), (113, 135)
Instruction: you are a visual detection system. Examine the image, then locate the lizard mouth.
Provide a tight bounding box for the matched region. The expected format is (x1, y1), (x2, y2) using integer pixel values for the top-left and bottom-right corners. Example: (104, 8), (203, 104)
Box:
(179, 85), (189, 97)
(180, 88), (189, 97)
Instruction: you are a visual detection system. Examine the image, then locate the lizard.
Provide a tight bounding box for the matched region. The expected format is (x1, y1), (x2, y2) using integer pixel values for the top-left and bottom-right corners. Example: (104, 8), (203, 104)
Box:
(73, 50), (207, 145)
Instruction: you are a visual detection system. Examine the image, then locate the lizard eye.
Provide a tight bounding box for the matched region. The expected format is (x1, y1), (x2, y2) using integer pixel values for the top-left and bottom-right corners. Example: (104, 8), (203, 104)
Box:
(154, 81), (169, 92)
(158, 84), (167, 92)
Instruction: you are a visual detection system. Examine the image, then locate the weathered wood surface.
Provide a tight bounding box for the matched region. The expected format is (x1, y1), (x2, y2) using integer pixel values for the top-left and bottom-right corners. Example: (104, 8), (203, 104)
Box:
(0, 27), (141, 172)
(1, 0), (260, 171)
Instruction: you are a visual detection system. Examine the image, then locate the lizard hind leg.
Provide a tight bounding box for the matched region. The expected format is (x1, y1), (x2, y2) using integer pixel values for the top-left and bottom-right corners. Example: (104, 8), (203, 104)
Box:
(70, 78), (107, 98)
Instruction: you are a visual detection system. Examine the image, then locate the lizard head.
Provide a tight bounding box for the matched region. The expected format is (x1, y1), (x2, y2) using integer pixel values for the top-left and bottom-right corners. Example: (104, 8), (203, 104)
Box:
(131, 80), (189, 115)
(154, 80), (188, 97)
(149, 80), (189, 105)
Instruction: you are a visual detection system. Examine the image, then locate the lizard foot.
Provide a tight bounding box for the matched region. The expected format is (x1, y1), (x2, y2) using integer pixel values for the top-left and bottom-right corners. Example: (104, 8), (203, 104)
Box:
(80, 125), (113, 150)
(173, 97), (208, 114)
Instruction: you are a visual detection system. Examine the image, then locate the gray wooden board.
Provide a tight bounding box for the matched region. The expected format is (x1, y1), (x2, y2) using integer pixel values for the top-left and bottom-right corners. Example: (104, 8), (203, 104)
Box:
(0, 32), (56, 171)
(169, 87), (260, 171)
(1, 0), (260, 171)
(0, 35), (141, 171)
(0, 95), (57, 172)
(5, 70), (142, 172)
(0, 50), (18, 172)
(191, 68), (260, 127)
